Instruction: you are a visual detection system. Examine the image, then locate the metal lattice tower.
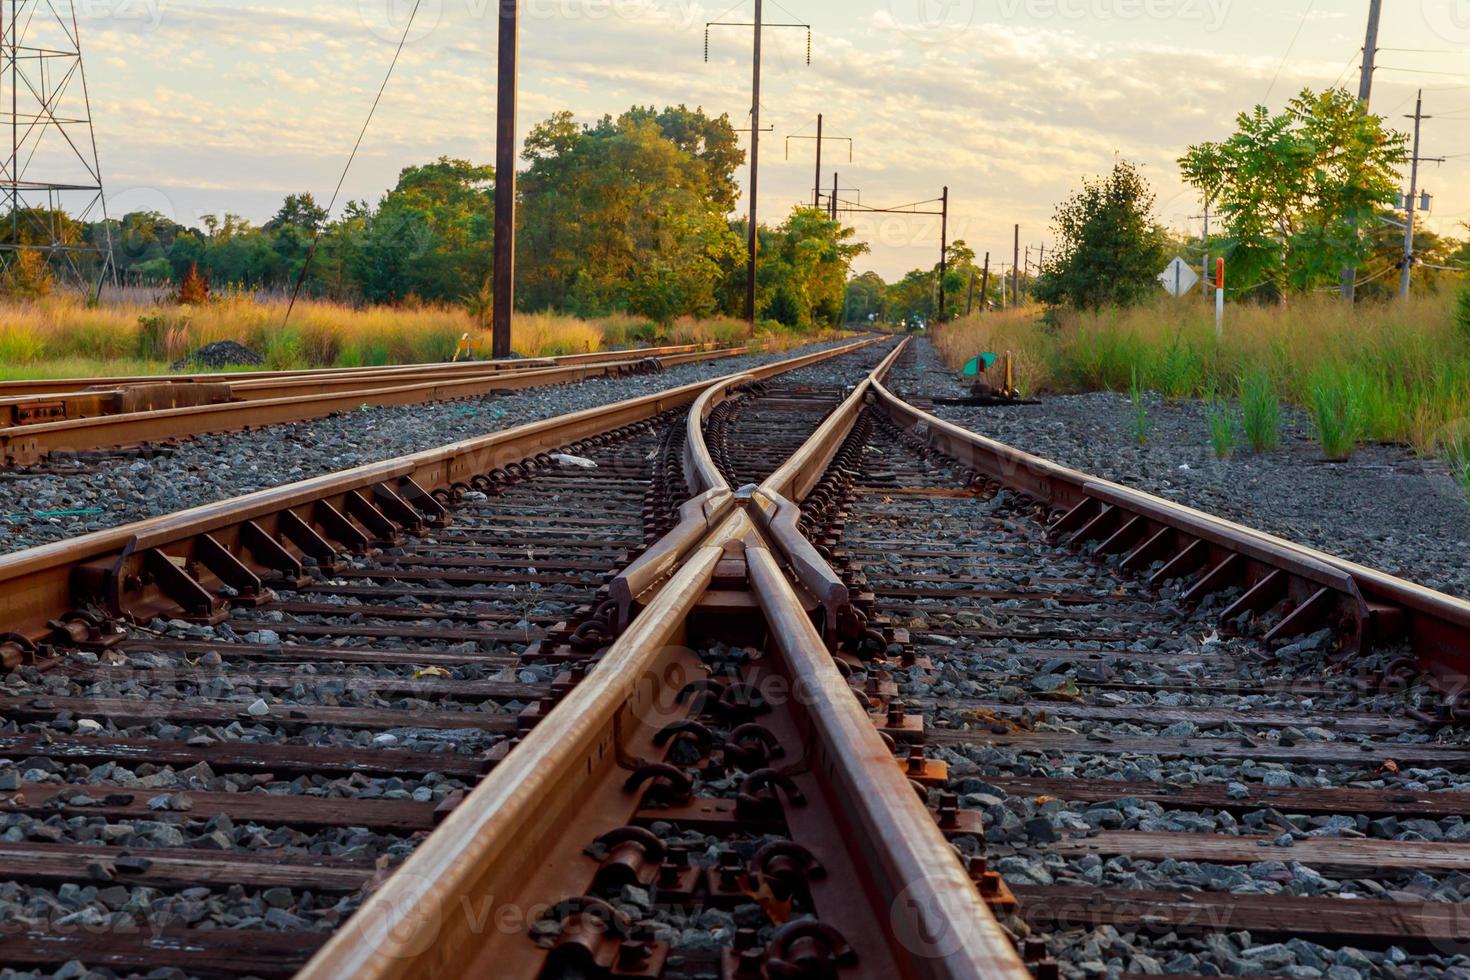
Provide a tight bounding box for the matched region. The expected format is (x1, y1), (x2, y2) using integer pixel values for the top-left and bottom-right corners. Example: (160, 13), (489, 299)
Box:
(0, 0), (113, 293)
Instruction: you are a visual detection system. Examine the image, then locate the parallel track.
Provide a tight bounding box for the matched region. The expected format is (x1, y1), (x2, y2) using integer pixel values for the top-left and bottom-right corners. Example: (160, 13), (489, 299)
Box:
(0, 343), (752, 466)
(1, 335), (1469, 978)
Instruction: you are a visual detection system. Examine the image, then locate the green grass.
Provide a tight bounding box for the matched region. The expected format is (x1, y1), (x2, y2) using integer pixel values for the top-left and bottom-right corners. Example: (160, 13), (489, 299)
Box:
(1130, 367), (1148, 447)
(0, 357), (170, 381)
(1309, 365), (1368, 461)
(1239, 369), (1282, 453)
(1204, 393), (1237, 459)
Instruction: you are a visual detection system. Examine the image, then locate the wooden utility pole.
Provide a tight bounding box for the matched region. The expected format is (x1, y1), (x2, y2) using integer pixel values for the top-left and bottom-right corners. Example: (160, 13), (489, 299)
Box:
(1012, 224), (1021, 308)
(964, 270), (977, 316)
(830, 172), (838, 221)
(745, 0), (763, 325)
(1340, 0), (1383, 301)
(937, 186), (949, 322)
(491, 0), (519, 358)
(979, 251), (990, 313)
(1400, 91), (1443, 298)
(813, 113), (822, 209)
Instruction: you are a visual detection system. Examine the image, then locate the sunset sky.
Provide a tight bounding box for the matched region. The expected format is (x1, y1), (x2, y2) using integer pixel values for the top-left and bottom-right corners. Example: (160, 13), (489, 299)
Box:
(58, 0), (1470, 279)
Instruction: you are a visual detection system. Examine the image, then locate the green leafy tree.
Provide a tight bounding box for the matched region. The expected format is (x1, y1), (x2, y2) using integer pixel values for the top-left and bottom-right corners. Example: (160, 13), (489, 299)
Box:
(518, 109), (743, 321)
(1179, 87), (1407, 299)
(353, 157), (495, 303)
(844, 270), (887, 324)
(1033, 160), (1169, 310)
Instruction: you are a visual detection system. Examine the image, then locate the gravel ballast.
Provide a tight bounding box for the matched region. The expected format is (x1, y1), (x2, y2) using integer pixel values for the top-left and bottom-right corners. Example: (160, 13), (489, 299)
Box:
(890, 338), (1470, 599)
(0, 340), (875, 555)
(828, 363), (1470, 978)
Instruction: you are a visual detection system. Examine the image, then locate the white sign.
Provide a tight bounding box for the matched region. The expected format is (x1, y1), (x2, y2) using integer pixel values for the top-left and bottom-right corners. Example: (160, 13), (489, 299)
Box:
(1158, 257), (1199, 298)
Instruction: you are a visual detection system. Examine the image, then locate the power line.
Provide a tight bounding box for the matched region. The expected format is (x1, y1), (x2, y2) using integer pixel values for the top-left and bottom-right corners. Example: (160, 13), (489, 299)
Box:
(1264, 0), (1316, 102)
(283, 0), (422, 331)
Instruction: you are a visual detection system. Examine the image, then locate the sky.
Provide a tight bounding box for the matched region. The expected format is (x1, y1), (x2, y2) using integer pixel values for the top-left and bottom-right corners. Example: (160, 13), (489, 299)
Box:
(28, 0), (1470, 280)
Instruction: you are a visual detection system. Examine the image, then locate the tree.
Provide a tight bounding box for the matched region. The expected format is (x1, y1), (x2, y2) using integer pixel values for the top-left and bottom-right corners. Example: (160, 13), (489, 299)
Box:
(353, 157), (495, 303)
(517, 109), (743, 321)
(1179, 87), (1407, 299)
(844, 271), (886, 324)
(265, 193), (329, 234)
(1033, 160), (1168, 310)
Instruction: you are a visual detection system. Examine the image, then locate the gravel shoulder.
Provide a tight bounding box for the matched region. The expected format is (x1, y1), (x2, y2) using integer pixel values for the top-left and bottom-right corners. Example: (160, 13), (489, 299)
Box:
(0, 340), (874, 556)
(890, 339), (1470, 600)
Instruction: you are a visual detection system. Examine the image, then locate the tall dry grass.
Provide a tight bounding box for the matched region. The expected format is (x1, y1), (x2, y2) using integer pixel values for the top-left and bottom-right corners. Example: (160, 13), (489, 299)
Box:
(934, 292), (1470, 464)
(0, 295), (812, 378)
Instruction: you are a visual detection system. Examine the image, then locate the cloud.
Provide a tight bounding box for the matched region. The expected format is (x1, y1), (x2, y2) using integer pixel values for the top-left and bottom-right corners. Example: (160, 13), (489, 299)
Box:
(49, 0), (1470, 278)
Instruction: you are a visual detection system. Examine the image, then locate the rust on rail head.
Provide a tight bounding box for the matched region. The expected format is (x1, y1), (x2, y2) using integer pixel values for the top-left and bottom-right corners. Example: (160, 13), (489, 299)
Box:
(0, 338), (885, 648)
(0, 346), (755, 467)
(867, 376), (1470, 674)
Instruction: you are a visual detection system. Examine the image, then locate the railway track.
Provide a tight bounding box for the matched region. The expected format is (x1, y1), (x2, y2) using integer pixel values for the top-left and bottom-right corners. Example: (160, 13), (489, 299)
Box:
(0, 343), (750, 467)
(2, 336), (1469, 978)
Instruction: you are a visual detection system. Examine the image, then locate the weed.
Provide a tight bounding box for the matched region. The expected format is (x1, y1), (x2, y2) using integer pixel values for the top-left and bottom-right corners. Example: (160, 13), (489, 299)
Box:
(1457, 287), (1470, 344)
(1310, 366), (1367, 461)
(1204, 393), (1237, 459)
(1130, 367), (1148, 447)
(1239, 370), (1282, 452)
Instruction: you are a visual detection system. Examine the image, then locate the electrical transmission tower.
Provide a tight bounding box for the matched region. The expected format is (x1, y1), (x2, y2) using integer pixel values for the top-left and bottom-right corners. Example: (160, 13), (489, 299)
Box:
(0, 0), (114, 293)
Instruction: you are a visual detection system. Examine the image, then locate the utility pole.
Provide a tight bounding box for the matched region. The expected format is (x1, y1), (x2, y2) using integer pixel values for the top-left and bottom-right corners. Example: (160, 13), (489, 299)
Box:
(491, 0), (519, 358)
(1400, 91), (1443, 298)
(745, 0), (762, 325)
(998, 262), (1008, 310)
(937, 186), (949, 323)
(830, 172), (838, 221)
(786, 116), (851, 212)
(979, 252), (990, 314)
(1340, 0), (1383, 301)
(705, 7), (811, 326)
(1013, 224), (1021, 308)
(813, 112), (821, 209)
(1201, 200), (1210, 297)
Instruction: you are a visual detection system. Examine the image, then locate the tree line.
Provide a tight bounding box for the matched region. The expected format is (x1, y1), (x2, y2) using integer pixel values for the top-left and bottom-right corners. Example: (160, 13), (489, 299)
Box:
(1036, 87), (1468, 310)
(1, 104), (866, 330)
(845, 85), (1468, 325)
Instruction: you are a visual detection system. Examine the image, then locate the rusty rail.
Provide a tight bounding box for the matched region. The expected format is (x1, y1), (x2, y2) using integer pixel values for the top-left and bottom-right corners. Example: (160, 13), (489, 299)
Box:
(0, 342), (727, 400)
(300, 335), (1028, 977)
(868, 377), (1470, 674)
(0, 337), (884, 659)
(0, 345), (759, 466)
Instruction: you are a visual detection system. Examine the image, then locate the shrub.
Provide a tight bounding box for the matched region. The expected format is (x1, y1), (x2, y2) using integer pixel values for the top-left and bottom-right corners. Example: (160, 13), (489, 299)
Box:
(1457, 287), (1470, 344)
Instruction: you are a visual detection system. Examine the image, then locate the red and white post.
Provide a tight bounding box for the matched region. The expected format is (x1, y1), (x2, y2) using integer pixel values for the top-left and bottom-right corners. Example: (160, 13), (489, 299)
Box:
(1214, 257), (1225, 339)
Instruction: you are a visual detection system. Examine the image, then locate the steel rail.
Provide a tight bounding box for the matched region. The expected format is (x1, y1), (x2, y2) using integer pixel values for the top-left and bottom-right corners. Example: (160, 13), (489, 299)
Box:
(0, 337), (885, 654)
(0, 342), (728, 399)
(0, 347), (754, 466)
(868, 378), (1470, 675)
(302, 337), (1025, 978)
(612, 340), (911, 632)
(217, 347), (749, 402)
(300, 532), (737, 979)
(745, 541), (1028, 979)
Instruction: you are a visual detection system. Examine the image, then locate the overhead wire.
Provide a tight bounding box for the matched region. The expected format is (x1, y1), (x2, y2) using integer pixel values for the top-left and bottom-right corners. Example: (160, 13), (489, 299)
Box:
(282, 0), (423, 330)
(1264, 0), (1316, 103)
